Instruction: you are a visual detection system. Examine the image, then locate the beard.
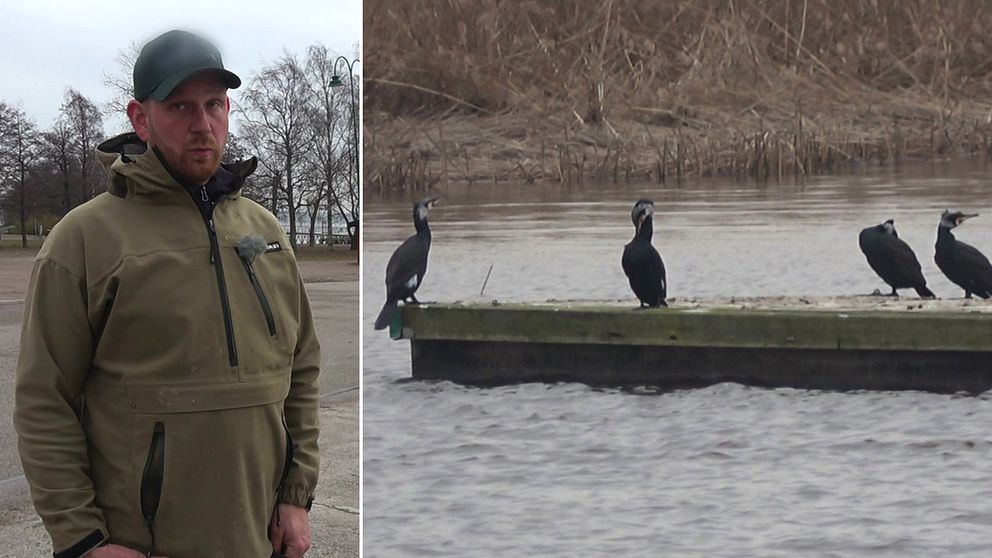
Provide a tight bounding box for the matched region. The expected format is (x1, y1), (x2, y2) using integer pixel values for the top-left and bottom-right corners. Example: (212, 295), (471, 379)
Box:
(148, 127), (224, 185)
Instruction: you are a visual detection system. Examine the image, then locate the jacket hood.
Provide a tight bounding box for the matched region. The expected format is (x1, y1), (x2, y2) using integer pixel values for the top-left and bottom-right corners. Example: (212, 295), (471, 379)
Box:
(97, 132), (258, 202)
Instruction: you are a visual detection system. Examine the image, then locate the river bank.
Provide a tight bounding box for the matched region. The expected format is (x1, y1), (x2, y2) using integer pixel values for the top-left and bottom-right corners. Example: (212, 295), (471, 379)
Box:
(366, 99), (992, 191)
(365, 1), (992, 191)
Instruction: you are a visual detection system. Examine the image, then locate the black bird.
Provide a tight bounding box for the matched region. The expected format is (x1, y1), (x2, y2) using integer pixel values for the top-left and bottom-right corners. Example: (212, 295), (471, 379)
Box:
(934, 210), (992, 299)
(622, 199), (668, 308)
(858, 219), (935, 298)
(374, 198), (439, 330)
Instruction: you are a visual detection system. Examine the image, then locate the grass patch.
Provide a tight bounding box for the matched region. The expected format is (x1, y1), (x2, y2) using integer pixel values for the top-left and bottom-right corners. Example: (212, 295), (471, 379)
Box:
(0, 237), (43, 250)
(294, 244), (359, 262)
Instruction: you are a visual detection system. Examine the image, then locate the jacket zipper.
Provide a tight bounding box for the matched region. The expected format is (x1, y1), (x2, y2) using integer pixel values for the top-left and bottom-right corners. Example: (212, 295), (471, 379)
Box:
(195, 185), (238, 367)
(239, 254), (277, 336)
(140, 422), (165, 556)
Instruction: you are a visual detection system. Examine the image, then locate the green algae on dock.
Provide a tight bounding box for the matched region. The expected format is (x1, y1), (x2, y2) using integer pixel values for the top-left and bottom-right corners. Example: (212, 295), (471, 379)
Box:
(392, 298), (992, 393)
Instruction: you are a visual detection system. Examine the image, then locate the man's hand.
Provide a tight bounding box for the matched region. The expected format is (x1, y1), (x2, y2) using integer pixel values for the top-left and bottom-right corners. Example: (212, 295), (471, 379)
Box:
(269, 503), (311, 558)
(88, 543), (167, 557)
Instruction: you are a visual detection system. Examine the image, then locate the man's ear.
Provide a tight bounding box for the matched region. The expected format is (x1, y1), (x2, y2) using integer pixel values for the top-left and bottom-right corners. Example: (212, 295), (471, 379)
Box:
(127, 100), (150, 142)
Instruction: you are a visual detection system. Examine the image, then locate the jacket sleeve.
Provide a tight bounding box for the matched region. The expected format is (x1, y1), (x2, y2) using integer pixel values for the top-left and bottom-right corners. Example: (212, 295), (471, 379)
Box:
(278, 275), (321, 509)
(14, 257), (109, 557)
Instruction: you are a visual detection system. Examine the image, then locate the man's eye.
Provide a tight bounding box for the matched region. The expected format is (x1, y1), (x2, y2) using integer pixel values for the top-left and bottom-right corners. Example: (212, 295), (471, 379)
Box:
(172, 103), (188, 111)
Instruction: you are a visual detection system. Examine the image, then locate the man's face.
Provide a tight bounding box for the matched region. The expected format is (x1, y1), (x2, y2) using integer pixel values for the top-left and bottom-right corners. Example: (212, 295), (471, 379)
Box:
(127, 72), (230, 185)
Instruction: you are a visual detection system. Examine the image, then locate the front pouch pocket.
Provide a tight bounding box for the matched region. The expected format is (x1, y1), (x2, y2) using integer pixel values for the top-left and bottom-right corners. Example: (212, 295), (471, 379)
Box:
(140, 421), (165, 554)
(237, 250), (277, 337)
(123, 377), (292, 556)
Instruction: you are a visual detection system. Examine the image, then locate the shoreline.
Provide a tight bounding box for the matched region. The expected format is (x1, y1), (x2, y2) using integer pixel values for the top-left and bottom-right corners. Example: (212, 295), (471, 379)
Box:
(365, 106), (992, 191)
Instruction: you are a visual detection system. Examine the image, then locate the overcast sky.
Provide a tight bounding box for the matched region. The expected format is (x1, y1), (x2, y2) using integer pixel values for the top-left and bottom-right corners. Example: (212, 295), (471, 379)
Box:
(1, 0), (361, 135)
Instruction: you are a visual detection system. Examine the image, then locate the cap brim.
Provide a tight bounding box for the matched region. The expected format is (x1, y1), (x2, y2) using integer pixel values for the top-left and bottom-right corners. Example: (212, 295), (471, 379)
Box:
(149, 66), (242, 101)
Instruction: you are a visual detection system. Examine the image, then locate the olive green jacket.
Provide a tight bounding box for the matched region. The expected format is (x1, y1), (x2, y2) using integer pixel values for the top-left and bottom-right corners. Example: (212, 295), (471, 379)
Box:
(14, 134), (320, 558)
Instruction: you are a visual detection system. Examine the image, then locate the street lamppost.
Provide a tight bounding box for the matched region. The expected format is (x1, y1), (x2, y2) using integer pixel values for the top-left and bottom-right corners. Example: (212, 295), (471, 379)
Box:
(330, 57), (360, 251)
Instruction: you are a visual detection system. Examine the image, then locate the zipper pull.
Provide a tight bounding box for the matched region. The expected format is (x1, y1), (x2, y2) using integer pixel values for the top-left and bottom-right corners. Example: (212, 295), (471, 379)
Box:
(200, 186), (209, 203)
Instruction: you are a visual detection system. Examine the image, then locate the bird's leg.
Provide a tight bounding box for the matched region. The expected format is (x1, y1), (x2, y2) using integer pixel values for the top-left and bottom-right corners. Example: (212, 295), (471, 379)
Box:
(408, 294), (421, 304)
(889, 287), (899, 297)
(965, 291), (972, 299)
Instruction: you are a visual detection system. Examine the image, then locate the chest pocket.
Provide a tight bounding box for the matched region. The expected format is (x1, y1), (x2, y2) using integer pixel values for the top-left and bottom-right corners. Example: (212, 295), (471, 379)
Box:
(238, 252), (277, 337)
(227, 245), (299, 379)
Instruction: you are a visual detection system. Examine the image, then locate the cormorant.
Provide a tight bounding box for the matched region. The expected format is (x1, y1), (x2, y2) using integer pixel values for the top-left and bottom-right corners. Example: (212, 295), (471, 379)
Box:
(374, 198), (439, 330)
(622, 199), (668, 308)
(934, 210), (992, 299)
(858, 219), (935, 298)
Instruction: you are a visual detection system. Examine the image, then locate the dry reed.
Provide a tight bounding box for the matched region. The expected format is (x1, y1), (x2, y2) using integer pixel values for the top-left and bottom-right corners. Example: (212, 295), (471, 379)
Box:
(364, 0), (992, 189)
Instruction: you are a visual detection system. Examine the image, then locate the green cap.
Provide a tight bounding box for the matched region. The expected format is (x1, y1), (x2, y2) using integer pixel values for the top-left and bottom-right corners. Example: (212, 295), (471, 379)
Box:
(133, 30), (241, 101)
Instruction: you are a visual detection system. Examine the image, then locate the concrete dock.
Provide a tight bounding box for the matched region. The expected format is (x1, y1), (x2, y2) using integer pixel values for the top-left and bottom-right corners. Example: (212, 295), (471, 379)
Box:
(393, 297), (992, 393)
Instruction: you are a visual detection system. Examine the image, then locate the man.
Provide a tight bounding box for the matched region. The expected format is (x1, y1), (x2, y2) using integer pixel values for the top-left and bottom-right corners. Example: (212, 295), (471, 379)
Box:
(14, 30), (320, 558)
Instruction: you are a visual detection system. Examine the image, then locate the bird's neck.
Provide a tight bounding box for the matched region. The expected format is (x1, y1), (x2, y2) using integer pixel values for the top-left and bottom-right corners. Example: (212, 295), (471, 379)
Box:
(936, 225), (955, 248)
(636, 216), (654, 242)
(415, 216), (431, 238)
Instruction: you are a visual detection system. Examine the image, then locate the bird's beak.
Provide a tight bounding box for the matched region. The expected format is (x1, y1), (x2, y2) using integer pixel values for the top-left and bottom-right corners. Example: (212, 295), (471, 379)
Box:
(428, 198), (441, 208)
(959, 213), (979, 225)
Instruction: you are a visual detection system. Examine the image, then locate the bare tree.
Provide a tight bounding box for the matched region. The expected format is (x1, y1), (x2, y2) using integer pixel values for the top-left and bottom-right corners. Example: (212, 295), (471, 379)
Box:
(341, 55), (361, 250)
(0, 102), (12, 245)
(305, 44), (360, 249)
(41, 118), (75, 213)
(238, 53), (315, 248)
(0, 103), (41, 248)
(298, 155), (324, 246)
(294, 156), (323, 246)
(224, 131), (270, 206)
(61, 89), (105, 202)
(102, 42), (141, 134)
(228, 121), (280, 213)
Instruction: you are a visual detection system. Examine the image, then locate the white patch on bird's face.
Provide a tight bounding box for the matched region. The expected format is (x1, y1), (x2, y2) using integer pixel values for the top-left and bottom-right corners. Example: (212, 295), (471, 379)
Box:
(630, 200), (656, 232)
(417, 206), (428, 221)
(940, 211), (956, 228)
(405, 276), (419, 289)
(638, 203), (655, 226)
(881, 221), (896, 235)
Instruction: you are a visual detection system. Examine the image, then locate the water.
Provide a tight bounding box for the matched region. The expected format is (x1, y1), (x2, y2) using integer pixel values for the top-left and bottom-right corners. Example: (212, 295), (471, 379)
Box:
(363, 160), (992, 557)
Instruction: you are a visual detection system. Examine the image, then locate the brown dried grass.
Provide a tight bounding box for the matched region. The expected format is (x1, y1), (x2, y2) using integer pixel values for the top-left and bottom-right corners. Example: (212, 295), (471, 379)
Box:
(364, 0), (992, 189)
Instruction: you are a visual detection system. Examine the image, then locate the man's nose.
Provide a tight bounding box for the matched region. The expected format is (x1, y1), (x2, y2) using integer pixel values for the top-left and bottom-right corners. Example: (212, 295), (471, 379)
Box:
(189, 106), (211, 132)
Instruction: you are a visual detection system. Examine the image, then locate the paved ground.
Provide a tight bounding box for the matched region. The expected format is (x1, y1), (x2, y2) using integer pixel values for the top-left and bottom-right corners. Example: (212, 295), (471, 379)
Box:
(0, 251), (33, 302)
(0, 252), (359, 557)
